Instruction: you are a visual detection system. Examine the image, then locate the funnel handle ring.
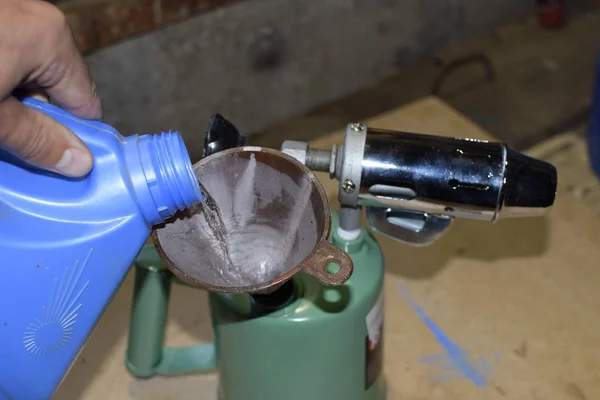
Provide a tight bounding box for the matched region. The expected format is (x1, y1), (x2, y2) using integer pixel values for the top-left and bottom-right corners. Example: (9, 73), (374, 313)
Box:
(301, 241), (353, 286)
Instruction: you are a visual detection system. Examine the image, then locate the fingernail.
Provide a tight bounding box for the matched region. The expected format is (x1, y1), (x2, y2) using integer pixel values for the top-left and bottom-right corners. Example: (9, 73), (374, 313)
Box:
(53, 148), (93, 177)
(30, 93), (50, 103)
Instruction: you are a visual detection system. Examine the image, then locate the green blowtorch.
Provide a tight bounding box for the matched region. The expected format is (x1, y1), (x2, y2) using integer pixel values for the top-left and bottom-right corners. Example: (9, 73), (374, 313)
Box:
(125, 117), (557, 400)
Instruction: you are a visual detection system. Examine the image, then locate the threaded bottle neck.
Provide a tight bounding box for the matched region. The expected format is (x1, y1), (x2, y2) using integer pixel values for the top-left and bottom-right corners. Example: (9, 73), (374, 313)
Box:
(124, 131), (204, 226)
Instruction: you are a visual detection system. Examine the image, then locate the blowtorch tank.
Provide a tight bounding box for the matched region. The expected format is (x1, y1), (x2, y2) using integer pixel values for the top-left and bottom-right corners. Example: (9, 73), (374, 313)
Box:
(0, 98), (203, 399)
(209, 211), (386, 400)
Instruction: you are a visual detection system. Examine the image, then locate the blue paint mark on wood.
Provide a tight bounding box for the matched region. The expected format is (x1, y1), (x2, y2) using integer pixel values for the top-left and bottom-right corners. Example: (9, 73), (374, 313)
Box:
(397, 284), (495, 387)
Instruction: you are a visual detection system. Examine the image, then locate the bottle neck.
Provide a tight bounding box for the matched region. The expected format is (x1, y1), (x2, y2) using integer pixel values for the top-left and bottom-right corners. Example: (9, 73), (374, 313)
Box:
(123, 131), (204, 226)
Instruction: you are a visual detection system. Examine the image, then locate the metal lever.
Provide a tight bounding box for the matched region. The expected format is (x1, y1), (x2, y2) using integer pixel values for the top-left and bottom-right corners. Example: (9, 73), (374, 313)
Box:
(366, 208), (453, 246)
(282, 123), (558, 246)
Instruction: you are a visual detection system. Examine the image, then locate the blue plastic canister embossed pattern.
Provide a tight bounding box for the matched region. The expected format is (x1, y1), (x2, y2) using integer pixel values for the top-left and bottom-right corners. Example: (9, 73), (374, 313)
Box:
(0, 98), (204, 399)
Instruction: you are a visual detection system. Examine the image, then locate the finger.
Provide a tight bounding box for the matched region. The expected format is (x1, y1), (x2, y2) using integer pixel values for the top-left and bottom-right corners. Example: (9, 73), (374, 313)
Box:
(43, 44), (103, 120)
(0, 96), (93, 177)
(24, 1), (102, 120)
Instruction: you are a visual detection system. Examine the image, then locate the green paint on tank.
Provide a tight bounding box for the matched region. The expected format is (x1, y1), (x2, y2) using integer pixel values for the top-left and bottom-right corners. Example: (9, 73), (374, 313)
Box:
(126, 211), (387, 400)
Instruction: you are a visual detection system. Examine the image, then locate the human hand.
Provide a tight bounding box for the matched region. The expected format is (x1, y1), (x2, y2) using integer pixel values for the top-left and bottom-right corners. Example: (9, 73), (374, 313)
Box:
(0, 0), (102, 177)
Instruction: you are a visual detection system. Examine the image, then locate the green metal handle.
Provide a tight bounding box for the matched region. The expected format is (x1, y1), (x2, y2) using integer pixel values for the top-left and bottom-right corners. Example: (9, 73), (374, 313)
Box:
(125, 244), (217, 377)
(156, 344), (216, 374)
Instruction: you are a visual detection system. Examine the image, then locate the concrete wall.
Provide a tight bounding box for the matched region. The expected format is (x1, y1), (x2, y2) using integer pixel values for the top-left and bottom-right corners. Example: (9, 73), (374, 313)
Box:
(87, 0), (545, 159)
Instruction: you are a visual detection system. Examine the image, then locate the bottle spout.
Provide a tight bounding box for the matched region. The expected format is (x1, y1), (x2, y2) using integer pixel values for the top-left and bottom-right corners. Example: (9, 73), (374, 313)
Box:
(125, 131), (204, 226)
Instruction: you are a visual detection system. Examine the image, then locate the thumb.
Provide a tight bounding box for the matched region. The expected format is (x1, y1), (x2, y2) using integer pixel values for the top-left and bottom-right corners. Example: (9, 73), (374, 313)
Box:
(0, 96), (93, 177)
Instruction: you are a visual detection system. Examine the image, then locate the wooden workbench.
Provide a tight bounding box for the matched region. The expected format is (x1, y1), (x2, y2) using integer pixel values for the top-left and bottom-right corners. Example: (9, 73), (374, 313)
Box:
(55, 97), (600, 400)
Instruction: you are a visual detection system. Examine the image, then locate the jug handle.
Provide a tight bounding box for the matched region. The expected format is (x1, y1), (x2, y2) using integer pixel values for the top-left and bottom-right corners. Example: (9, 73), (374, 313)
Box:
(125, 244), (216, 378)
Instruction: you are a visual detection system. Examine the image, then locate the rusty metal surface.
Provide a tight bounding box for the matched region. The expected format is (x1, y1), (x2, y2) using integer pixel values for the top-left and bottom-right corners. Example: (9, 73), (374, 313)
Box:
(300, 241), (353, 286)
(59, 0), (244, 53)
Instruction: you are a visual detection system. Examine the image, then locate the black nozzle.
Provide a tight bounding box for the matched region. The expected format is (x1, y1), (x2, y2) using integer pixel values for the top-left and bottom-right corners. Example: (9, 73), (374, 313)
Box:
(499, 149), (557, 219)
(203, 114), (246, 157)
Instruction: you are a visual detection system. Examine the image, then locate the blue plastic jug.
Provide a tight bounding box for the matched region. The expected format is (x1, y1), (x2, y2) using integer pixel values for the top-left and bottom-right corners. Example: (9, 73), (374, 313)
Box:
(0, 98), (204, 399)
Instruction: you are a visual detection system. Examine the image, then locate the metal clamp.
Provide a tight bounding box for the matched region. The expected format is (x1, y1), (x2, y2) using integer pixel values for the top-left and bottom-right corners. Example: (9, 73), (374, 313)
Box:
(337, 123), (367, 207)
(366, 207), (453, 246)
